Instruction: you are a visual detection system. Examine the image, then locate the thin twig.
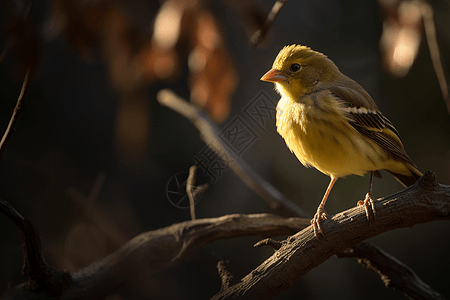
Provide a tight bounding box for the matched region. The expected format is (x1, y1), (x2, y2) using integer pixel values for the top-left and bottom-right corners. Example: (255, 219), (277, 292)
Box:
(156, 89), (308, 218)
(187, 165), (198, 220)
(0, 199), (25, 230)
(186, 165), (208, 220)
(0, 66), (33, 160)
(249, 0), (288, 49)
(420, 1), (450, 116)
(253, 238), (282, 250)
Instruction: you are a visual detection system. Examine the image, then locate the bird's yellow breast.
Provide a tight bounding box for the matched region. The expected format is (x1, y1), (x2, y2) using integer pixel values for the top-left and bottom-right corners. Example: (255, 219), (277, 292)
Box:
(276, 93), (392, 178)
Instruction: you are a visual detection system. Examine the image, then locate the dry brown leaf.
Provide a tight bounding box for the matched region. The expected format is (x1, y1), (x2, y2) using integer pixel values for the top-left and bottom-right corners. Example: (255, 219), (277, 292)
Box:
(46, 0), (239, 165)
(188, 10), (238, 122)
(379, 0), (423, 77)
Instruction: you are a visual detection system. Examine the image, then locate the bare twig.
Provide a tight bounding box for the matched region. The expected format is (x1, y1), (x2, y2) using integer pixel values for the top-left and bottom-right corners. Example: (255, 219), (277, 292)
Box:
(0, 199), (25, 229)
(249, 0), (287, 49)
(156, 89), (308, 218)
(186, 166), (209, 220)
(212, 172), (450, 299)
(0, 199), (72, 296)
(420, 1), (450, 116)
(337, 241), (445, 300)
(253, 238), (282, 250)
(0, 66), (33, 160)
(187, 166), (198, 220)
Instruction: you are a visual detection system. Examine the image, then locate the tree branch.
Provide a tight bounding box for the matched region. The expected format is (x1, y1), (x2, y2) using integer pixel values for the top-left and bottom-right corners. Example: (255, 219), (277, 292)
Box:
(337, 241), (445, 300)
(0, 199), (72, 297)
(211, 172), (450, 299)
(249, 0), (288, 49)
(3, 213), (309, 299)
(420, 1), (450, 116)
(3, 173), (447, 299)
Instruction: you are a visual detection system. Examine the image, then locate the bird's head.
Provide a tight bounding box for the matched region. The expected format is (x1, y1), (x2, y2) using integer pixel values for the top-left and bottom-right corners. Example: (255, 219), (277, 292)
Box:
(261, 45), (340, 100)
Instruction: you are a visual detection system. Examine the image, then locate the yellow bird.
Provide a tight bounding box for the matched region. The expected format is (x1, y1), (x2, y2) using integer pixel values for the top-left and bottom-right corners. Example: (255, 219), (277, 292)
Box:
(261, 45), (422, 236)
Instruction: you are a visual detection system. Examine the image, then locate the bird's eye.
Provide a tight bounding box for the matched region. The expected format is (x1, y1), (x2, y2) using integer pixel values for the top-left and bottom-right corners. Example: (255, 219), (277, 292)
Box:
(290, 63), (301, 72)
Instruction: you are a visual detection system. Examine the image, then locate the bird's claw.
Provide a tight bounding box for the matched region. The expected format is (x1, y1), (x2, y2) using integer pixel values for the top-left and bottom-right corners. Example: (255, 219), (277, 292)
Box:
(357, 192), (376, 222)
(311, 209), (328, 238)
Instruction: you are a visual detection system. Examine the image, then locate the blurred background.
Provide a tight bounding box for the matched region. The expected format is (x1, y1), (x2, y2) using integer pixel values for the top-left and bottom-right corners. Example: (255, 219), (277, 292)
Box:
(0, 0), (449, 299)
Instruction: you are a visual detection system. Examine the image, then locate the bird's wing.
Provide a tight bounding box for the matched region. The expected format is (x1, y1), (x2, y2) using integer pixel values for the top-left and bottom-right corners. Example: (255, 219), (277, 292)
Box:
(329, 86), (417, 166)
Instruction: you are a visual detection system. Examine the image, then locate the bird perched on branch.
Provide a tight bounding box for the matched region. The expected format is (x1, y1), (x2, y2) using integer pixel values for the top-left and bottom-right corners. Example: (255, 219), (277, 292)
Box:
(261, 45), (422, 237)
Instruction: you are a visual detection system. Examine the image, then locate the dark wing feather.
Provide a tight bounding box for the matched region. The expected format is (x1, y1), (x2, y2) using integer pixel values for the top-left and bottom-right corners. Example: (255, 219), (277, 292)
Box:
(330, 88), (417, 167)
(350, 122), (413, 165)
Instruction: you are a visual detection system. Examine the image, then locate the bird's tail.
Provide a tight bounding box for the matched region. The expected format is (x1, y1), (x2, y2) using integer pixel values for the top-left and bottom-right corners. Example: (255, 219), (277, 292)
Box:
(388, 164), (423, 187)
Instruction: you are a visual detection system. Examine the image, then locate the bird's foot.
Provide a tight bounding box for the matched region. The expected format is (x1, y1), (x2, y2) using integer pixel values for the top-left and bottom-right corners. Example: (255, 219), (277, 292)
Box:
(357, 192), (376, 222)
(311, 208), (328, 238)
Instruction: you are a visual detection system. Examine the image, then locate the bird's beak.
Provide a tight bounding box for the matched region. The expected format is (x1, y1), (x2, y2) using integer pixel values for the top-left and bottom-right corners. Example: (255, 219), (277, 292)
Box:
(260, 68), (288, 83)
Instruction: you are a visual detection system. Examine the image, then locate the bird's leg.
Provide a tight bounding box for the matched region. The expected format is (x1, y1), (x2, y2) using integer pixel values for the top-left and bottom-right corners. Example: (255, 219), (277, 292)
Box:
(312, 177), (337, 238)
(357, 171), (376, 221)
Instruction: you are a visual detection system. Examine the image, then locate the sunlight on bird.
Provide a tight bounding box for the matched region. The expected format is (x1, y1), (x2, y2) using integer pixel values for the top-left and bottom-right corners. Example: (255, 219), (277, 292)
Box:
(261, 45), (422, 237)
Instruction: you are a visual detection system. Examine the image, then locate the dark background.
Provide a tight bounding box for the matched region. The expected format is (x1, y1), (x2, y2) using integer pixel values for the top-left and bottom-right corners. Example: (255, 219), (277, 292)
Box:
(0, 0), (449, 299)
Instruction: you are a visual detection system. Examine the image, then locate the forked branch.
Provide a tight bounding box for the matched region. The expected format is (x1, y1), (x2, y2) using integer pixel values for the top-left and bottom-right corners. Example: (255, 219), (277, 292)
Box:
(211, 172), (449, 299)
(3, 213), (309, 299)
(337, 241), (445, 300)
(0, 199), (72, 297)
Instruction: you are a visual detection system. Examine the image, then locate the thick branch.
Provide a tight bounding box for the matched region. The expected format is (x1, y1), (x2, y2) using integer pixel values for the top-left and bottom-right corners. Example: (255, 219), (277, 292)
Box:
(0, 200), (72, 297)
(4, 213), (309, 299)
(337, 241), (445, 300)
(212, 172), (450, 299)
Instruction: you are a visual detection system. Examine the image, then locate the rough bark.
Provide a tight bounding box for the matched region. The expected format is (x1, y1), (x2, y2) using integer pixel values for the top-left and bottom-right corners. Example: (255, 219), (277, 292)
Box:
(211, 172), (449, 299)
(3, 214), (309, 299)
